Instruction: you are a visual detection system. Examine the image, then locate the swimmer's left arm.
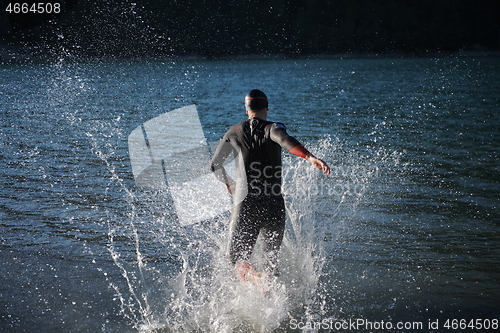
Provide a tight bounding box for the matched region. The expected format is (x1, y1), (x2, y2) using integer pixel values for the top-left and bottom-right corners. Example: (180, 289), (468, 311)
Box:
(271, 123), (331, 175)
(305, 153), (331, 175)
(290, 144), (331, 175)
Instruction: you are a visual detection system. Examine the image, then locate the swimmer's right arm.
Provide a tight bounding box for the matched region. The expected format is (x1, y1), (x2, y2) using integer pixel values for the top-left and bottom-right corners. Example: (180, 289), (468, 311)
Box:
(225, 180), (236, 195)
(210, 136), (236, 194)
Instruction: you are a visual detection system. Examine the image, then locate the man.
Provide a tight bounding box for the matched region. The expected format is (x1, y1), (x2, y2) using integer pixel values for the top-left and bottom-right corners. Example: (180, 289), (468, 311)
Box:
(210, 89), (330, 282)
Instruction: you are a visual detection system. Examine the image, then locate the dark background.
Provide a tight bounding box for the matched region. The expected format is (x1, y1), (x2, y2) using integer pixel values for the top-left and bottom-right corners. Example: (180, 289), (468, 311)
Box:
(1, 0), (499, 61)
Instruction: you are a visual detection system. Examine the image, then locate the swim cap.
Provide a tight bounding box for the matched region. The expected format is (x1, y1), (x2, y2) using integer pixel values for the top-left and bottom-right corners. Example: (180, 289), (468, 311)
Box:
(245, 89), (268, 110)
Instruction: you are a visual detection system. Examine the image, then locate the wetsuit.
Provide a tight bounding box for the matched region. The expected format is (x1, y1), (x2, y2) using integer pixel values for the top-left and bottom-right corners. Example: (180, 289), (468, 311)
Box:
(210, 117), (310, 274)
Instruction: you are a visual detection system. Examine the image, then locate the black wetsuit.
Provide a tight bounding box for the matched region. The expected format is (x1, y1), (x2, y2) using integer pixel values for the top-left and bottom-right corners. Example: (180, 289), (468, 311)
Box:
(210, 117), (309, 274)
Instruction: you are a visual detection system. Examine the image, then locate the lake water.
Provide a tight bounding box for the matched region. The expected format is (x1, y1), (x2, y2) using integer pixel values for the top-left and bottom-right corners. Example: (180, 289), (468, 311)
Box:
(1, 57), (499, 332)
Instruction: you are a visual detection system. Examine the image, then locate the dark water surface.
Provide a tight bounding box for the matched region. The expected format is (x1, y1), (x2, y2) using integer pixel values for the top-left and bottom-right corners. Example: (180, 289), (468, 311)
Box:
(1, 57), (499, 332)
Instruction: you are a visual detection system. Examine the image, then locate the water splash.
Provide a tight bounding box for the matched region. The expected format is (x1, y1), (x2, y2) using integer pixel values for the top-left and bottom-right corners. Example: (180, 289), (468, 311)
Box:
(96, 123), (409, 332)
(97, 134), (354, 332)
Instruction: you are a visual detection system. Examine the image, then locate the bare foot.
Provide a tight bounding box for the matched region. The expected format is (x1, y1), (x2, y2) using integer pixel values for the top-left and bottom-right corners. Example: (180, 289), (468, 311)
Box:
(236, 262), (274, 297)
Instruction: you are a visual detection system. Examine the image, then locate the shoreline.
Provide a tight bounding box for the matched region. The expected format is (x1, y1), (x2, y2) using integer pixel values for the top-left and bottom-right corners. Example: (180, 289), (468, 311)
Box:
(1, 42), (499, 65)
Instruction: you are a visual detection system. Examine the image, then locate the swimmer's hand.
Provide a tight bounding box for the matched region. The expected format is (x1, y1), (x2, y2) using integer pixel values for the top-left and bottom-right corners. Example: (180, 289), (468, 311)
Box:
(226, 180), (236, 195)
(306, 154), (331, 175)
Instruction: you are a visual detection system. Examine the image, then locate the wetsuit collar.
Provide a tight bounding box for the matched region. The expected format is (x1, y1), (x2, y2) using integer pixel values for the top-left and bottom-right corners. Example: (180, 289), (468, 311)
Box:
(249, 116), (265, 121)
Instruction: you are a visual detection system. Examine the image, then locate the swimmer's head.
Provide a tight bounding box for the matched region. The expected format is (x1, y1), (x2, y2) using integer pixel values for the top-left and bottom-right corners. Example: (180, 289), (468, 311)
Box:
(245, 89), (268, 111)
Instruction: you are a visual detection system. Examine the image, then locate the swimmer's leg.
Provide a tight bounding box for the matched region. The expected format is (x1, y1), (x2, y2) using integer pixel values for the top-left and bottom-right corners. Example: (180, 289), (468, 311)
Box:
(228, 204), (259, 266)
(261, 206), (285, 276)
